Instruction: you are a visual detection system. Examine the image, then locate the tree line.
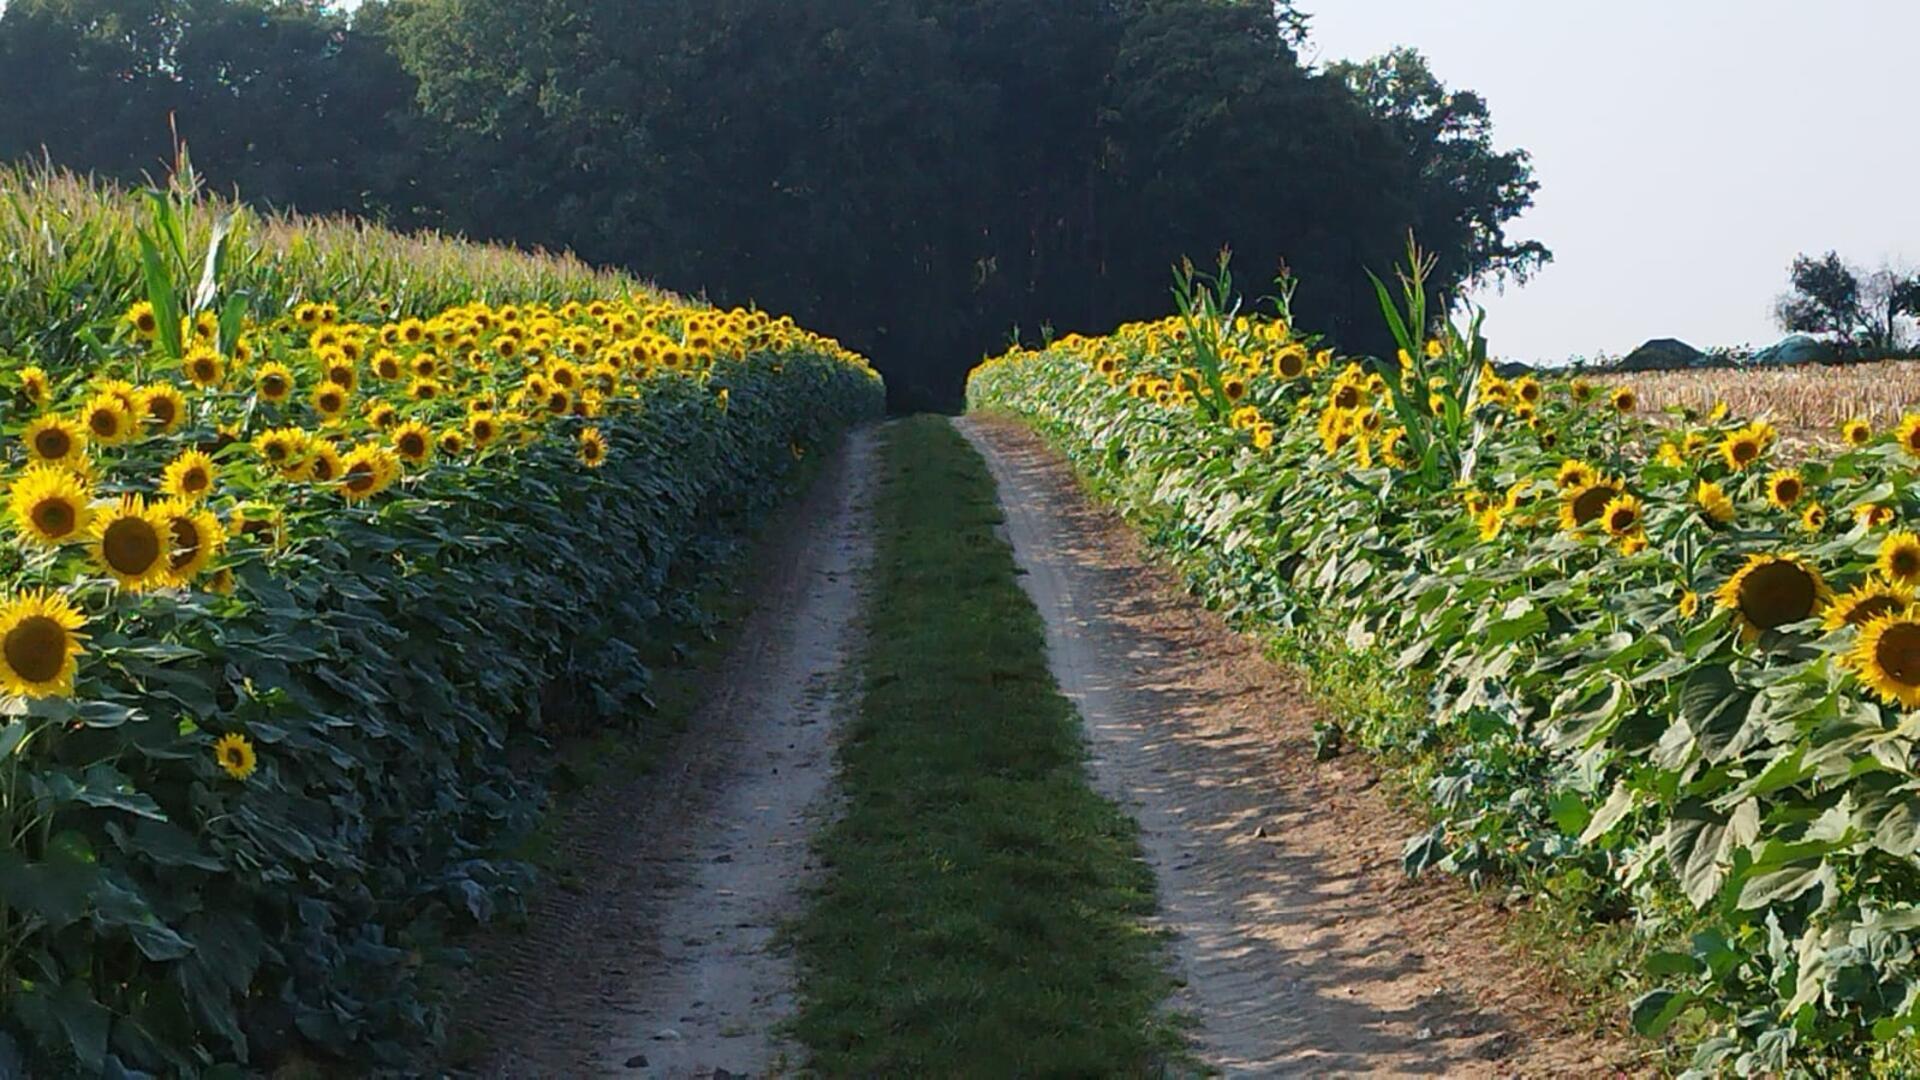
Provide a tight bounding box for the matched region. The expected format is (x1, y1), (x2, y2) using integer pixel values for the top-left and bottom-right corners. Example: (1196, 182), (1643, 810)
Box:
(0, 0), (1548, 409)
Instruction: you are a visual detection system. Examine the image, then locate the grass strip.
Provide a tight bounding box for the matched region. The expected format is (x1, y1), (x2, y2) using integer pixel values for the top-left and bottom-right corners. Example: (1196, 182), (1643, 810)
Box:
(791, 416), (1183, 1075)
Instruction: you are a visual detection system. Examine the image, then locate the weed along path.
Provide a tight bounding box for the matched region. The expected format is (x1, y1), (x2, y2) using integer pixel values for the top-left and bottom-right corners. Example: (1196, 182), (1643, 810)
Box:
(463, 427), (879, 1079)
(957, 414), (1636, 1077)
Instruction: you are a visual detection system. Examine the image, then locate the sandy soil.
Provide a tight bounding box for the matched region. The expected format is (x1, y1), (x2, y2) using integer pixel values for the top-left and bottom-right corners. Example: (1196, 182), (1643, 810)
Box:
(458, 426), (878, 1079)
(958, 414), (1642, 1079)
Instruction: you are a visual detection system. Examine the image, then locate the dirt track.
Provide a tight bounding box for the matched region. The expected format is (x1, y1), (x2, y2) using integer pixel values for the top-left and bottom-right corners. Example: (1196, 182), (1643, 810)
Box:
(460, 426), (878, 1079)
(958, 414), (1638, 1078)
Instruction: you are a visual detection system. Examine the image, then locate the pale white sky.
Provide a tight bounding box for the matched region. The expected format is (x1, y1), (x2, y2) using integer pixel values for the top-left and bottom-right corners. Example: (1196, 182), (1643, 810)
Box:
(1302, 0), (1920, 361)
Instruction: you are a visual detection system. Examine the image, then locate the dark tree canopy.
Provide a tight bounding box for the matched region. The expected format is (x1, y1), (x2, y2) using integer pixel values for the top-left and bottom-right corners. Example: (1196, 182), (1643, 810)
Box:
(1775, 252), (1920, 352)
(0, 0), (1548, 409)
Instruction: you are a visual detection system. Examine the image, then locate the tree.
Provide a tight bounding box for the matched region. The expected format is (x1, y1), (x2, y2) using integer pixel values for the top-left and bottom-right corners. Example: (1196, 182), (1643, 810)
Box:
(1327, 47), (1550, 294)
(1774, 252), (1920, 352)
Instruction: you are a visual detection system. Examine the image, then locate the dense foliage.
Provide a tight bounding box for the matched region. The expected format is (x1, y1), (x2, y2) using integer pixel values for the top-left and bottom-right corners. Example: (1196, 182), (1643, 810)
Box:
(968, 258), (1920, 1072)
(0, 173), (882, 1075)
(0, 0), (1545, 409)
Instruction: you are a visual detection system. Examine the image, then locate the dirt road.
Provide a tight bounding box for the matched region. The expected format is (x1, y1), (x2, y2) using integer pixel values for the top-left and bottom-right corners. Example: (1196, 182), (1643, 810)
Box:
(463, 426), (878, 1079)
(958, 414), (1636, 1078)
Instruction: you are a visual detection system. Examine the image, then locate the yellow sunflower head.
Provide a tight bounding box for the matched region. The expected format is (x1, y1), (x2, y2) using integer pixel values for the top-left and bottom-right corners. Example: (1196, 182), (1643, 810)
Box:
(1601, 493), (1644, 538)
(253, 427), (312, 479)
(212, 732), (257, 781)
(182, 346), (225, 389)
(1766, 469), (1804, 511)
(1556, 459), (1598, 491)
(81, 394), (132, 446)
(8, 465), (93, 546)
(230, 502), (285, 546)
(1720, 425), (1768, 471)
(90, 495), (172, 590)
(306, 441), (345, 484)
(255, 362), (296, 403)
(1858, 502), (1897, 529)
(1842, 419), (1872, 448)
(1610, 386), (1637, 413)
(467, 412), (501, 448)
(125, 301), (159, 340)
(23, 415), (86, 467)
(160, 500), (224, 584)
(1801, 503), (1827, 533)
(1560, 479), (1623, 532)
(0, 589), (85, 698)
(578, 426), (608, 468)
(437, 428), (467, 457)
(1879, 531), (1920, 585)
(137, 385), (187, 434)
(1899, 414), (1920, 458)
(1824, 580), (1912, 632)
(1715, 553), (1830, 641)
(391, 421), (433, 465)
(161, 449), (218, 502)
(1696, 480), (1736, 525)
(1851, 612), (1920, 708)
(310, 383), (349, 421)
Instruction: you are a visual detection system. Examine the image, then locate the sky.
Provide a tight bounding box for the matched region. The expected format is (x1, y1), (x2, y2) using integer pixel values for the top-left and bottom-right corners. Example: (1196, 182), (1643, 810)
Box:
(1300, 0), (1920, 363)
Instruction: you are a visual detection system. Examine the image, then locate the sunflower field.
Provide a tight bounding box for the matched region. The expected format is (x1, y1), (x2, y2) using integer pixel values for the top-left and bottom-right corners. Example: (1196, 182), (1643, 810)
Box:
(967, 255), (1920, 1072)
(0, 166), (882, 1075)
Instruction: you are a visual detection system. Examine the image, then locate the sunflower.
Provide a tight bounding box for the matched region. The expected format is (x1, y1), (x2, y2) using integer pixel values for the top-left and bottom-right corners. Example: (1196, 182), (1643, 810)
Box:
(23, 416), (86, 467)
(373, 350), (404, 381)
(1716, 553), (1830, 640)
(1842, 419), (1872, 447)
(160, 501), (224, 583)
(253, 428), (311, 479)
(578, 427), (608, 468)
(1852, 613), (1920, 708)
(1610, 387), (1637, 413)
(1801, 503), (1827, 533)
(1720, 425), (1768, 471)
(1696, 480), (1736, 524)
(1601, 493), (1643, 538)
(467, 412), (501, 448)
(543, 387), (572, 416)
(1824, 581), (1911, 631)
(310, 383), (349, 421)
(1222, 375), (1248, 403)
(1879, 531), (1920, 585)
(1556, 459), (1598, 491)
(1560, 480), (1623, 531)
(137, 385), (187, 433)
(182, 346), (225, 389)
(1251, 423), (1276, 452)
(1858, 502), (1897, 529)
(1678, 590), (1700, 619)
(1274, 346), (1307, 379)
(0, 590), (85, 697)
(1476, 506), (1504, 541)
(230, 502), (285, 546)
(438, 429), (467, 456)
(1766, 469), (1804, 510)
(80, 394), (132, 446)
(324, 358), (358, 392)
(90, 496), (171, 590)
(306, 440), (344, 484)
(16, 366), (48, 406)
(124, 301), (159, 340)
(161, 449), (218, 502)
(212, 733), (257, 781)
(367, 402), (399, 430)
(391, 421), (433, 465)
(1900, 414), (1920, 459)
(408, 378), (442, 402)
(255, 362), (296, 403)
(8, 466), (92, 546)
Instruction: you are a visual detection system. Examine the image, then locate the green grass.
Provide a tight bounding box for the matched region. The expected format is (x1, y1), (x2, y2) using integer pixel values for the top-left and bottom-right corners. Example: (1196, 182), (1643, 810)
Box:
(791, 416), (1184, 1076)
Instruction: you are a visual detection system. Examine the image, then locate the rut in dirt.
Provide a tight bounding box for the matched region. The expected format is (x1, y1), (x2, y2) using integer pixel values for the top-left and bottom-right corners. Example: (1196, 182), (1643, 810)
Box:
(958, 415), (1634, 1078)
(459, 426), (879, 1079)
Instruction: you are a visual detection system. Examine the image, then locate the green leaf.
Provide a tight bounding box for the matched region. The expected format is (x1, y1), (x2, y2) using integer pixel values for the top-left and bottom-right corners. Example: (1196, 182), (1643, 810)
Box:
(1630, 987), (1697, 1037)
(137, 230), (182, 361)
